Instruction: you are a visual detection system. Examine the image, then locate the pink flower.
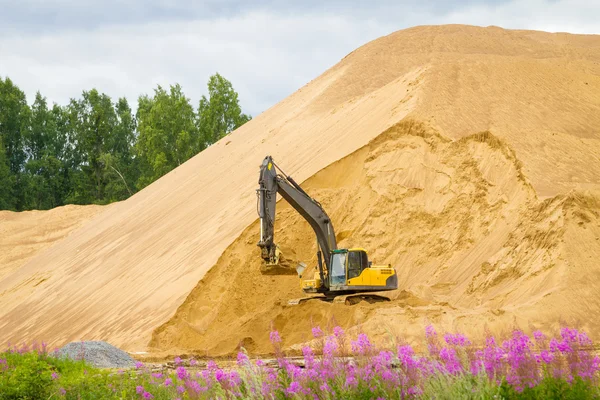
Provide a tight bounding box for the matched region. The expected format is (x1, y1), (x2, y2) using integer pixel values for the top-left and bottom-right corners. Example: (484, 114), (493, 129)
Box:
(58, 388), (66, 396)
(351, 333), (372, 354)
(215, 368), (226, 382)
(164, 378), (173, 387)
(444, 333), (471, 347)
(135, 361), (144, 369)
(439, 347), (463, 375)
(561, 327), (578, 343)
(142, 392), (153, 399)
(533, 330), (545, 341)
(425, 325), (437, 338)
(578, 332), (593, 346)
(302, 346), (315, 367)
(237, 351), (249, 366)
(229, 370), (242, 387)
(345, 375), (358, 387)
(51, 372), (59, 380)
(540, 350), (554, 363)
(174, 356), (182, 365)
(187, 380), (202, 393)
(176, 366), (189, 380)
(136, 386), (145, 394)
(190, 358), (198, 366)
(270, 330), (281, 343)
(323, 337), (338, 357)
(286, 381), (301, 395)
(312, 326), (323, 338)
(177, 385), (185, 394)
(207, 360), (218, 370)
(333, 326), (344, 337)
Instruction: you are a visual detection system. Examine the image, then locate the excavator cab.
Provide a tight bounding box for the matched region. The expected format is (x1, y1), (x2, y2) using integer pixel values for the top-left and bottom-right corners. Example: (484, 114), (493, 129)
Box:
(300, 248), (398, 296)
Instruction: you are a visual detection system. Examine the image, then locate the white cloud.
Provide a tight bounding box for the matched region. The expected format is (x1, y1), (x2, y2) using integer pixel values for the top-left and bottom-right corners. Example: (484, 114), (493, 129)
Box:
(0, 11), (395, 115)
(435, 0), (600, 34)
(0, 1), (598, 116)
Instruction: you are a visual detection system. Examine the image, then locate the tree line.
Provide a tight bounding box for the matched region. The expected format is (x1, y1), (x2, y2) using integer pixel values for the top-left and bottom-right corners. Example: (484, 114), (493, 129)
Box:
(0, 74), (251, 211)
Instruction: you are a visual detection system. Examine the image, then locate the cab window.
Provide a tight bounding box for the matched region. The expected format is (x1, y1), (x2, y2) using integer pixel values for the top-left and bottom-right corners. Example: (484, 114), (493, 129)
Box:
(347, 251), (362, 279)
(330, 253), (346, 285)
(361, 251), (369, 269)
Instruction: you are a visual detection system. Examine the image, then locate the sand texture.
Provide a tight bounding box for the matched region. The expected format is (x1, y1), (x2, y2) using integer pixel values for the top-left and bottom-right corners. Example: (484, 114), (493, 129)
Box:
(1, 25), (600, 354)
(0, 205), (106, 281)
(151, 122), (600, 355)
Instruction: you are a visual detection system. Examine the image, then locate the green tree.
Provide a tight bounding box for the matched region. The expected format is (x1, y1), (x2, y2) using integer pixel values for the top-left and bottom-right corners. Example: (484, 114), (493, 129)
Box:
(102, 97), (137, 201)
(67, 89), (118, 203)
(197, 73), (251, 146)
(0, 137), (14, 209)
(0, 77), (31, 209)
(25, 92), (50, 160)
(0, 77), (28, 174)
(135, 84), (197, 189)
(20, 92), (67, 209)
(0, 74), (251, 210)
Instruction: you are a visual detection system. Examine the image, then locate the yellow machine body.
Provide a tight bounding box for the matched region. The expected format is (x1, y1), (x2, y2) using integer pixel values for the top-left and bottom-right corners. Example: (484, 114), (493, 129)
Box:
(300, 248), (397, 294)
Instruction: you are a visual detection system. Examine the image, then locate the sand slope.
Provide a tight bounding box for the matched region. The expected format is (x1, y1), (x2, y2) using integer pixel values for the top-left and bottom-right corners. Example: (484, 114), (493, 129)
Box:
(1, 25), (600, 352)
(0, 205), (106, 281)
(151, 121), (600, 355)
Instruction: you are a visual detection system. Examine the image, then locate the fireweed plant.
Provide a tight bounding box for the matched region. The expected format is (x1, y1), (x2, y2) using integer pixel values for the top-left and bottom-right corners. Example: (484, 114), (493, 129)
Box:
(0, 326), (599, 399)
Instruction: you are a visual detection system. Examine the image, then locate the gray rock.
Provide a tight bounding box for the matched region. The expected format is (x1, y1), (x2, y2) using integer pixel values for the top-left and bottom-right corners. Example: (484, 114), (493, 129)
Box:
(57, 341), (136, 369)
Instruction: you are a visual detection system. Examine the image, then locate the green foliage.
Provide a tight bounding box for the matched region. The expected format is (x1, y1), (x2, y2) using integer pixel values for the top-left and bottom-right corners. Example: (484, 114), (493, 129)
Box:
(0, 73), (251, 211)
(102, 98), (137, 201)
(136, 84), (198, 189)
(0, 77), (28, 175)
(198, 73), (251, 146)
(67, 89), (117, 203)
(422, 372), (502, 399)
(2, 347), (600, 400)
(0, 350), (53, 399)
(0, 77), (30, 210)
(0, 138), (14, 210)
(498, 376), (600, 399)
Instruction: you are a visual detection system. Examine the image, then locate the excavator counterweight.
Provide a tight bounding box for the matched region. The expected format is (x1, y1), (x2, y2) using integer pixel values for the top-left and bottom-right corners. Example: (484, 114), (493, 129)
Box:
(256, 156), (398, 305)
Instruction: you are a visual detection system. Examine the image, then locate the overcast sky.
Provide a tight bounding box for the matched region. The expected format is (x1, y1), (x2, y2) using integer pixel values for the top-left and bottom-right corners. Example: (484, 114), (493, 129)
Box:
(1, 0), (599, 116)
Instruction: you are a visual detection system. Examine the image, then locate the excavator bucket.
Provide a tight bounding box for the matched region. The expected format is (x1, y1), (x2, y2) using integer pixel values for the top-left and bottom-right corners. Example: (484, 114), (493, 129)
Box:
(259, 247), (298, 275)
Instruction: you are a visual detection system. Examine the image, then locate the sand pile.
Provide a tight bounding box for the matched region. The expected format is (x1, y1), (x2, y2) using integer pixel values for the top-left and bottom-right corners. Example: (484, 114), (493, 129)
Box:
(0, 25), (599, 354)
(0, 205), (106, 281)
(150, 121), (600, 355)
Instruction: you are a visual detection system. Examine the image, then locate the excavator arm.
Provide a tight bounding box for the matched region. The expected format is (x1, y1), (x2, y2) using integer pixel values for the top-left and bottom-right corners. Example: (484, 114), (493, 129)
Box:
(257, 156), (337, 287)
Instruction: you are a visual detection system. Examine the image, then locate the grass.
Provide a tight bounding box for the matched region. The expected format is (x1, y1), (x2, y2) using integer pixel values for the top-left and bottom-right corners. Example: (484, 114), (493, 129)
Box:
(1, 326), (599, 399)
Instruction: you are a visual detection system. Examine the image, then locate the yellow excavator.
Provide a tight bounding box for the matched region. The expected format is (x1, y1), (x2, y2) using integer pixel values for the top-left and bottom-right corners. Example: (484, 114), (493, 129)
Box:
(257, 155), (398, 305)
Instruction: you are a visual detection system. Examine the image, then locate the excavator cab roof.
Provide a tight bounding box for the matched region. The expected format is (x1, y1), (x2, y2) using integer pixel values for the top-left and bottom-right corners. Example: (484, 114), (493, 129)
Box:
(332, 248), (367, 254)
(348, 247), (367, 253)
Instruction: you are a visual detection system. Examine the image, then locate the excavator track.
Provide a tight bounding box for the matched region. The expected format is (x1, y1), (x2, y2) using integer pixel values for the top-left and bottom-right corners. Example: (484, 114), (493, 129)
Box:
(288, 293), (391, 306)
(332, 294), (391, 305)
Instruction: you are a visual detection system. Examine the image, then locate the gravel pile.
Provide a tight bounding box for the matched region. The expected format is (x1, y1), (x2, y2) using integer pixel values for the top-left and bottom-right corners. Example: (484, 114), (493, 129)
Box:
(58, 341), (136, 369)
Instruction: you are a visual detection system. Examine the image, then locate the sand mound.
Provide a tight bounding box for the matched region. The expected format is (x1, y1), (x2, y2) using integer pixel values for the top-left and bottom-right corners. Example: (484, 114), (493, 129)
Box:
(149, 121), (600, 355)
(0, 205), (106, 281)
(1, 25), (599, 353)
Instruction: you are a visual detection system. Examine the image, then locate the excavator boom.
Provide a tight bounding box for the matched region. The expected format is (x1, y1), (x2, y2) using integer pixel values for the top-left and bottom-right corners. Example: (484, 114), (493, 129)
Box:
(257, 156), (336, 288)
